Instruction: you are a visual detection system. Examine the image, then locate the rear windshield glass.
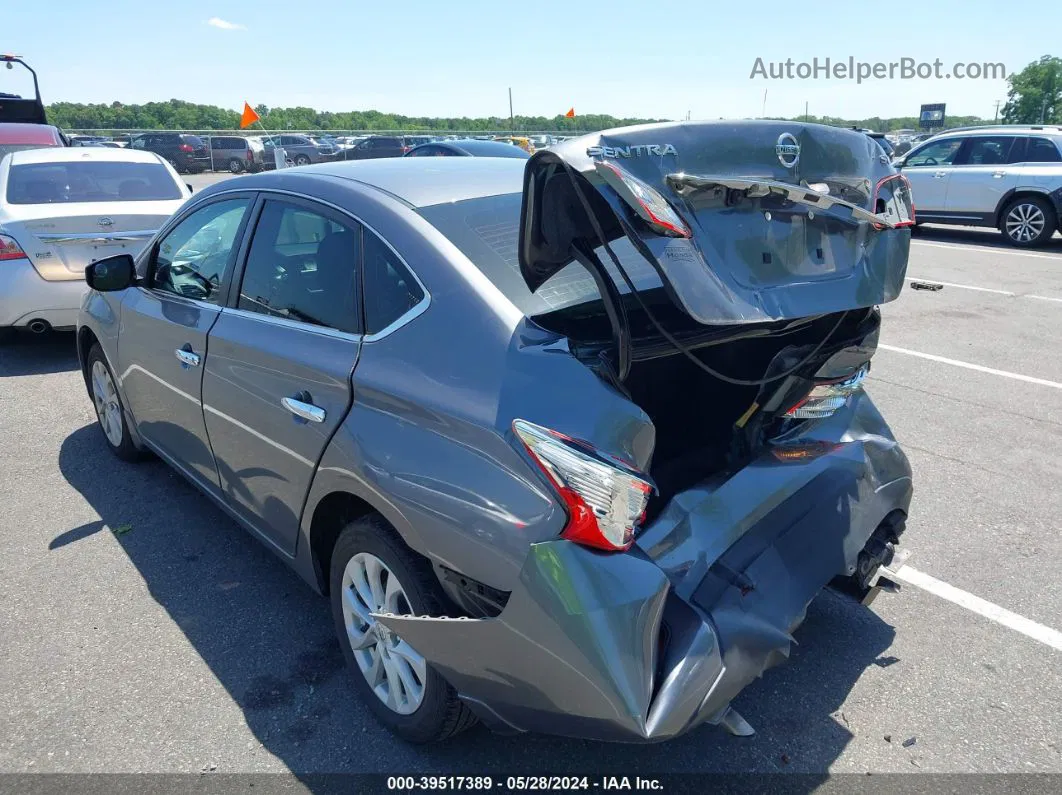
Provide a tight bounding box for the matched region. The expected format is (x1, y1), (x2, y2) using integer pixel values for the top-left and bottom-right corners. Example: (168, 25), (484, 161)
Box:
(6, 161), (183, 204)
(417, 192), (663, 317)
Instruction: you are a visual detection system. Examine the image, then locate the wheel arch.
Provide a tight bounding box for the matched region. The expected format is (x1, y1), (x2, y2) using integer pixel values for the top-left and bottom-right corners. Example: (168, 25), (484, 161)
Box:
(76, 325), (100, 395)
(992, 187), (1054, 227)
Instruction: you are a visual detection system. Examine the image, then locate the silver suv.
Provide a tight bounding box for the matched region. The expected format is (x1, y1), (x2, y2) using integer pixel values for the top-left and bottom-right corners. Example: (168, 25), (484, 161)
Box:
(894, 125), (1062, 246)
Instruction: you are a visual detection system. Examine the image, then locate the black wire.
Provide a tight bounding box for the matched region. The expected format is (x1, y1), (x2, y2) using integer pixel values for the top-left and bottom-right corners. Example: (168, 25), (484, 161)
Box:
(561, 159), (849, 387)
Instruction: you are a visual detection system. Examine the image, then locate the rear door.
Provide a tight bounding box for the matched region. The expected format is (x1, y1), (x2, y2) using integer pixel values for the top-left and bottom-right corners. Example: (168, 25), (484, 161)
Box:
(900, 136), (964, 213)
(118, 194), (255, 487)
(943, 136), (1021, 219)
(202, 195), (362, 556)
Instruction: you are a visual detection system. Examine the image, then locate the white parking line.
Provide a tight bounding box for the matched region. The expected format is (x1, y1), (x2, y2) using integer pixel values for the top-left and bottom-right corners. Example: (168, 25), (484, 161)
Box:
(891, 566), (1062, 653)
(877, 344), (1062, 390)
(912, 240), (1062, 260)
(1028, 294), (1062, 304)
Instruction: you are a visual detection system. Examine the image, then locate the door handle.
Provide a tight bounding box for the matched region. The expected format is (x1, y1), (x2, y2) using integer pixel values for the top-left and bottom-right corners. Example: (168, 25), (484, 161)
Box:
(992, 170), (1007, 178)
(282, 394), (326, 423)
(175, 345), (200, 367)
(933, 171), (947, 178)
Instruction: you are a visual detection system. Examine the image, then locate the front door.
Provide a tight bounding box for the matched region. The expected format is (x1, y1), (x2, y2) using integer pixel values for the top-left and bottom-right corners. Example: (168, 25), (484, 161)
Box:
(118, 196), (254, 488)
(900, 136), (964, 215)
(202, 196), (362, 555)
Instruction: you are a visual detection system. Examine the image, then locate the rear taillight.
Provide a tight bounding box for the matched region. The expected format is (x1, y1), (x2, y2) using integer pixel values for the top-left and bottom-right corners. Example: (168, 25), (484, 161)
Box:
(401, 146), (412, 153)
(247, 149), (254, 162)
(179, 143), (194, 153)
(784, 365), (869, 420)
(513, 419), (653, 552)
(0, 234), (27, 261)
(594, 160), (691, 238)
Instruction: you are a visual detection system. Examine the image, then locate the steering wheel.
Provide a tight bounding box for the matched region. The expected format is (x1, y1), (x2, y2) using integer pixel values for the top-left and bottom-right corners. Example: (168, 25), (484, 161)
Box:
(922, 157), (938, 166)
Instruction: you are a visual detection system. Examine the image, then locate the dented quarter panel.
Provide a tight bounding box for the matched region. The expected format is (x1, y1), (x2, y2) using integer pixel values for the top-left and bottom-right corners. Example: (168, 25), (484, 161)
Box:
(376, 392), (911, 742)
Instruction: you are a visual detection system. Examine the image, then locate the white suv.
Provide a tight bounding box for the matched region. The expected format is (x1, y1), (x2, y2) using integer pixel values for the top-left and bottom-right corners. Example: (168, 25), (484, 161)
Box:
(895, 126), (1062, 247)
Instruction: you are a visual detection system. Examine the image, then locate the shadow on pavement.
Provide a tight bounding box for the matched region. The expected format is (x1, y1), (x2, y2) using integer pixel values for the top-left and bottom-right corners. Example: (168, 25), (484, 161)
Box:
(57, 421), (896, 777)
(915, 224), (1062, 254)
(0, 330), (79, 377)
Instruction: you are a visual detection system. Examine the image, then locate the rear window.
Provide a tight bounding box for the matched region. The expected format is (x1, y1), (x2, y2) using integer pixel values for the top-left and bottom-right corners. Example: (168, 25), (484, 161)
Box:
(181, 135), (205, 147)
(417, 192), (663, 317)
(6, 161), (183, 204)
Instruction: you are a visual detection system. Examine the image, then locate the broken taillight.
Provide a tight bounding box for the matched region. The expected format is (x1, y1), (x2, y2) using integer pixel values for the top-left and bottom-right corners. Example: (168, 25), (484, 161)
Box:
(872, 174), (915, 229)
(784, 365), (870, 420)
(594, 160), (691, 238)
(513, 419), (653, 552)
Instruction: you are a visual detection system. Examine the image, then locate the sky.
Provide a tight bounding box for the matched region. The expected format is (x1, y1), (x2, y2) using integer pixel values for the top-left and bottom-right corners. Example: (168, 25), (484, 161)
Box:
(7, 0), (1061, 122)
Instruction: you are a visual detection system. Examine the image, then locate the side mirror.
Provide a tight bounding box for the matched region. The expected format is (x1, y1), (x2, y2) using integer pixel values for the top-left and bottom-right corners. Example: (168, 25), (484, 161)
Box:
(86, 254), (136, 292)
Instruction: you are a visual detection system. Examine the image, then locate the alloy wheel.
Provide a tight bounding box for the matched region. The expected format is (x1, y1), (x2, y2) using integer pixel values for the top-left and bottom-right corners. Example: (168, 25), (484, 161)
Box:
(1005, 202), (1046, 243)
(91, 360), (123, 447)
(340, 552), (427, 715)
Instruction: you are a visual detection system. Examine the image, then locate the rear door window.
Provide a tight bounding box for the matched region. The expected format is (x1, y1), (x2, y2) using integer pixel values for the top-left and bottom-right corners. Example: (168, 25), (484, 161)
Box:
(956, 137), (1017, 166)
(237, 199), (361, 333)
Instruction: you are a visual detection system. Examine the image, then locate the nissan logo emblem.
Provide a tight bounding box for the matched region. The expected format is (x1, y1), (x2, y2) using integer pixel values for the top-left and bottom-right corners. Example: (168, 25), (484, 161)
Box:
(775, 133), (800, 169)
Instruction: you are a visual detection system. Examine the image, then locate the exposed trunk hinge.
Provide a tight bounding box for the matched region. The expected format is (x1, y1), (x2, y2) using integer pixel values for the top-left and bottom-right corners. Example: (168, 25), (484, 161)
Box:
(570, 241), (632, 383)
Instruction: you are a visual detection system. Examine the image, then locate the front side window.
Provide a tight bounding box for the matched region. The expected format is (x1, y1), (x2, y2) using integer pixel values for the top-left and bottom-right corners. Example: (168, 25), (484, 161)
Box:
(237, 200), (360, 333)
(958, 137), (1017, 166)
(905, 138), (962, 167)
(152, 198), (252, 303)
(363, 230), (424, 334)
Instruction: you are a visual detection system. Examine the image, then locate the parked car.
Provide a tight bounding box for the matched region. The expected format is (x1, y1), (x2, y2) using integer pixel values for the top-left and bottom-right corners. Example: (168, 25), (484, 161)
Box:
(262, 134), (337, 166)
(337, 135), (409, 160)
(493, 135), (534, 153)
(69, 135), (112, 147)
(529, 134), (555, 149)
(0, 122), (66, 159)
(129, 132), (210, 174)
(208, 134), (267, 173)
(76, 121), (913, 745)
(0, 147), (188, 337)
(894, 125), (1062, 246)
(405, 139), (530, 158)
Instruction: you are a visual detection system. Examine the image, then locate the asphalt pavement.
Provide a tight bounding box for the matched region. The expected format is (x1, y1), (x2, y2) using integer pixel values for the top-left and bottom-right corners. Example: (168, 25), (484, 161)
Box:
(1, 174), (1060, 780)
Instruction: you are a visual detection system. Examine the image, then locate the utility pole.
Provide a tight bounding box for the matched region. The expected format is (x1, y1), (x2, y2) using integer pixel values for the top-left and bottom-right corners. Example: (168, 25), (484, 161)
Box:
(508, 87), (514, 134)
(762, 88), (767, 118)
(804, 101), (809, 122)
(993, 100), (1001, 123)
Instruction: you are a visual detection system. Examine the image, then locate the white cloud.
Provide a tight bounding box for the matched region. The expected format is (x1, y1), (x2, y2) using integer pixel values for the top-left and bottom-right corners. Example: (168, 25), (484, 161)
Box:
(206, 17), (246, 30)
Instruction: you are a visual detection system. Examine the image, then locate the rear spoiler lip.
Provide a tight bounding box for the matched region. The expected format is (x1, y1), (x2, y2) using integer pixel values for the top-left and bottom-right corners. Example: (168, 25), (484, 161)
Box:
(665, 173), (904, 229)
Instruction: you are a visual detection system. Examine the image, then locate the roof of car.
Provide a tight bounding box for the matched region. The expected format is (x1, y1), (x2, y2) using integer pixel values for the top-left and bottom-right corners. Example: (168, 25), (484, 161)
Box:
(442, 139), (531, 158)
(934, 125), (1062, 137)
(0, 122), (63, 145)
(6, 146), (165, 166)
(295, 157), (526, 207)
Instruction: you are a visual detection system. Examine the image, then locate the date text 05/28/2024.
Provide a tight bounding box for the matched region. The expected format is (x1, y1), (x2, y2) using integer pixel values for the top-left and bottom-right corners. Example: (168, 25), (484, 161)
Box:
(386, 776), (665, 791)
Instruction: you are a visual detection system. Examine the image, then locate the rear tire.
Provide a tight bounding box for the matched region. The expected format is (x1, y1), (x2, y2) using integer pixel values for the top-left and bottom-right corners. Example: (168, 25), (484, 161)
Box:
(294, 154), (311, 166)
(87, 344), (142, 462)
(329, 514), (477, 743)
(1000, 195), (1056, 247)
(228, 158), (245, 174)
(166, 157), (184, 174)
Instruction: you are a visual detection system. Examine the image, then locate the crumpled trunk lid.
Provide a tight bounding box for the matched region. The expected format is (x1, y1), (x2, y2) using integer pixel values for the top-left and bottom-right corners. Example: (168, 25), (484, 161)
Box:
(518, 121), (912, 325)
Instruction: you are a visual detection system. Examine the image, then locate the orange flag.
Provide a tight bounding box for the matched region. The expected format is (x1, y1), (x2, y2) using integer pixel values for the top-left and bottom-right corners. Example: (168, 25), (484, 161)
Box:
(240, 102), (260, 129)
(565, 107), (575, 118)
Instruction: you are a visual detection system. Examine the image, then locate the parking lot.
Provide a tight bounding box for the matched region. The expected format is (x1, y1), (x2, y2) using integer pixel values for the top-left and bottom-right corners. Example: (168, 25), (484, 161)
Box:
(1, 166), (1061, 779)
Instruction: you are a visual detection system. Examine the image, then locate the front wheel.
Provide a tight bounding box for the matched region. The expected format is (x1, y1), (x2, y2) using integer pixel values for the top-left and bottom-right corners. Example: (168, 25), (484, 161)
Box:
(87, 345), (142, 461)
(1001, 196), (1057, 247)
(294, 154), (311, 166)
(330, 514), (476, 743)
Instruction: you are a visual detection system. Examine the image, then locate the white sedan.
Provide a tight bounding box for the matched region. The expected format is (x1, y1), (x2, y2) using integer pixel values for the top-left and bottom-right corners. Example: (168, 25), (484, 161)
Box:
(0, 146), (190, 335)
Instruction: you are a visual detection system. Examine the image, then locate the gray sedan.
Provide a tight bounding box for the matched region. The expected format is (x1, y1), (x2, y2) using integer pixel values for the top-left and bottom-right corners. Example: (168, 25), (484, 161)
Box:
(76, 121), (914, 744)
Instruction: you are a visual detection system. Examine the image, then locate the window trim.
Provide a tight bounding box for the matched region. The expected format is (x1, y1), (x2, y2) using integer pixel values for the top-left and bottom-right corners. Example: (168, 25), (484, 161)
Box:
(216, 187), (430, 342)
(140, 191), (259, 308)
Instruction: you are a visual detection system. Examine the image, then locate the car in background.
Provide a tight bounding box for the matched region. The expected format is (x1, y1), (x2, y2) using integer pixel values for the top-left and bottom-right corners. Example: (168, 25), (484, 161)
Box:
(0, 122), (66, 158)
(75, 121), (913, 745)
(262, 134), (337, 166)
(129, 132), (210, 174)
(529, 134), (555, 149)
(208, 135), (267, 173)
(404, 135), (433, 149)
(337, 135), (409, 160)
(405, 139), (530, 159)
(894, 125), (1062, 247)
(850, 128), (895, 159)
(69, 135), (113, 147)
(493, 135), (534, 153)
(0, 146), (189, 337)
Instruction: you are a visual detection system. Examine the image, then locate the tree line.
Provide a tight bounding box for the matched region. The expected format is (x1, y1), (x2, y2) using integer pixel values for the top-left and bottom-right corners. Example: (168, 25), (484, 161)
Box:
(43, 55), (1060, 132)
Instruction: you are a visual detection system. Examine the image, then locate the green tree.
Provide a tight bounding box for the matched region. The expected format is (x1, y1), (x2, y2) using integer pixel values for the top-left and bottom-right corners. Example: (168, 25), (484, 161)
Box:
(1002, 55), (1062, 124)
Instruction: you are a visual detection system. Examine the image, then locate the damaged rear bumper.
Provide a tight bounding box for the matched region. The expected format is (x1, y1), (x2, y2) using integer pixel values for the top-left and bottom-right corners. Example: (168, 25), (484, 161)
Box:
(375, 396), (912, 742)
